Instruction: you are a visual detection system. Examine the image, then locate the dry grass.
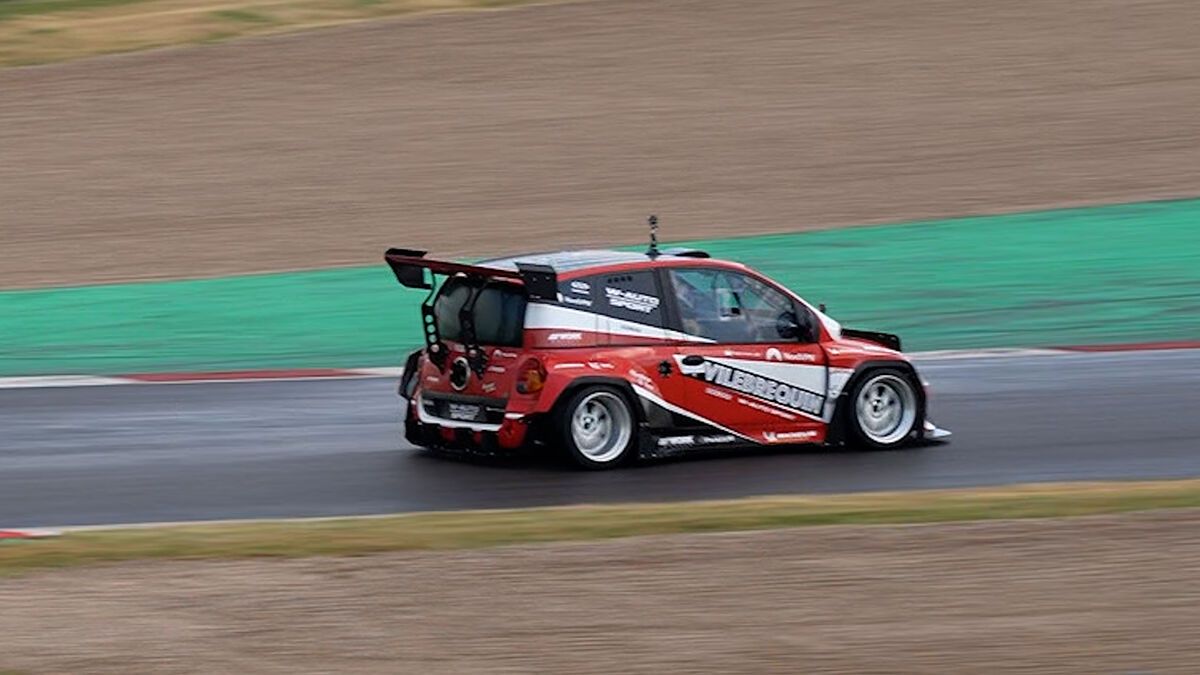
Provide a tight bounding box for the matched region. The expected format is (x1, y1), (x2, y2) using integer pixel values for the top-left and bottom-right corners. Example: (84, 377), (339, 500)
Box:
(4, 479), (1200, 576)
(0, 0), (563, 66)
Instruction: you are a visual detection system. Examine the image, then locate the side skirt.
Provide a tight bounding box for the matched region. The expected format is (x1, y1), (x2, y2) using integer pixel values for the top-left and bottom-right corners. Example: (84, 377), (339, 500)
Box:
(638, 426), (758, 460)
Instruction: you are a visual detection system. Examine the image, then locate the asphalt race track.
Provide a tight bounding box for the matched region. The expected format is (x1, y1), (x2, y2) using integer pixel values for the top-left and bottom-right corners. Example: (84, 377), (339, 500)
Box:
(2, 350), (1199, 528)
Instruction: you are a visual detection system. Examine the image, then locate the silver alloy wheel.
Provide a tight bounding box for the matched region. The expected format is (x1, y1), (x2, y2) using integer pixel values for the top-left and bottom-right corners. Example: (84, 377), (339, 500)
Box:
(854, 373), (918, 446)
(570, 391), (633, 464)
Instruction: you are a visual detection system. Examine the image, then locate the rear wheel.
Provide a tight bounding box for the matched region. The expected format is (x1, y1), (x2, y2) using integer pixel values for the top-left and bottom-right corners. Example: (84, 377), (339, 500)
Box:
(845, 369), (920, 450)
(557, 386), (637, 469)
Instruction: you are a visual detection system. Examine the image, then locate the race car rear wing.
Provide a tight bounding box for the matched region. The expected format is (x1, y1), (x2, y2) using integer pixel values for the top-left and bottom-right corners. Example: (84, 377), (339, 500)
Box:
(384, 248), (558, 374)
(384, 248), (557, 300)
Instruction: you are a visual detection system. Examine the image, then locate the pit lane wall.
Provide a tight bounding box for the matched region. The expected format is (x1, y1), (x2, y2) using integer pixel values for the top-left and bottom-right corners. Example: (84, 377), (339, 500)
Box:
(2, 198), (1198, 376)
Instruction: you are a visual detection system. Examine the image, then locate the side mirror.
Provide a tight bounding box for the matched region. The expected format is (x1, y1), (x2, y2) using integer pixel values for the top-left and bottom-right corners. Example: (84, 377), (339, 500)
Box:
(776, 311), (816, 342)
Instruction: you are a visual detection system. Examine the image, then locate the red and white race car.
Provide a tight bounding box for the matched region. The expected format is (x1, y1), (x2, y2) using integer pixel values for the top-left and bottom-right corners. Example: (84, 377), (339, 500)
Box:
(387, 226), (949, 469)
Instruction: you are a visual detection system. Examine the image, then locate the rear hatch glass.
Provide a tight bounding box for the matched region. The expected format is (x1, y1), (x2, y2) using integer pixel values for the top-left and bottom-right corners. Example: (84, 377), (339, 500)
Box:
(433, 277), (527, 347)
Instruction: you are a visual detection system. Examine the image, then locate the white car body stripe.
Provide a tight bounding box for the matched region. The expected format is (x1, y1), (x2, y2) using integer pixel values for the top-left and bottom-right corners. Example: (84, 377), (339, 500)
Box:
(525, 303), (713, 344)
(629, 384), (758, 443)
(700, 356), (828, 395)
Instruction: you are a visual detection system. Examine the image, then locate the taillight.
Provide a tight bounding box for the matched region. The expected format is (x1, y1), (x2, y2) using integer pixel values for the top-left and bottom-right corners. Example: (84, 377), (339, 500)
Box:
(516, 358), (546, 394)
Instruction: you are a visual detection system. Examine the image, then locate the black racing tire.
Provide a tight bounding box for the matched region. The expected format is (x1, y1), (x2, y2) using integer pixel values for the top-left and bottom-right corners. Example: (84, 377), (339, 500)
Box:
(555, 385), (638, 470)
(843, 368), (922, 450)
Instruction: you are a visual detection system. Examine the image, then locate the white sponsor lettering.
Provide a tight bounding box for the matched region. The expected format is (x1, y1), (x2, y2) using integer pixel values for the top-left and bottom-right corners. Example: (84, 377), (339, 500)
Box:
(657, 434), (738, 448)
(587, 361), (615, 370)
(657, 435), (695, 447)
(446, 403), (481, 421)
(690, 359), (824, 416)
(723, 349), (762, 358)
(628, 369), (657, 391)
(704, 386), (733, 400)
(605, 287), (660, 314)
(763, 430), (818, 443)
(561, 295), (593, 308)
(570, 280), (591, 294)
(492, 349), (519, 360)
(783, 352), (816, 363)
(481, 382), (497, 393)
(737, 396), (797, 420)
(764, 347), (815, 363)
(548, 332), (584, 342)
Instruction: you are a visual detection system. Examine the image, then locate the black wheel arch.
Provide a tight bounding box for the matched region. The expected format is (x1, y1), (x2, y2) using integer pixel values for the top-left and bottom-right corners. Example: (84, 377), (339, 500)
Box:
(828, 359), (927, 445)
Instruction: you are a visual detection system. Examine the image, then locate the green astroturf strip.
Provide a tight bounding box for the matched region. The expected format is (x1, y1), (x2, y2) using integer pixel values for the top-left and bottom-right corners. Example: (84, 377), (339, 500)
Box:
(1, 199), (1199, 376)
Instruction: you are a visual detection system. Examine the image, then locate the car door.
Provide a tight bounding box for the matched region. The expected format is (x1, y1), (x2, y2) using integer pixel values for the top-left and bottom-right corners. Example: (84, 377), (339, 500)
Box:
(554, 269), (691, 419)
(662, 266), (828, 444)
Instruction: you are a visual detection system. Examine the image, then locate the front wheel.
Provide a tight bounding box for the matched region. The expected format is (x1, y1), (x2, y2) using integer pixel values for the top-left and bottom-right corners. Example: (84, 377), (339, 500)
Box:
(845, 369), (920, 450)
(557, 386), (638, 469)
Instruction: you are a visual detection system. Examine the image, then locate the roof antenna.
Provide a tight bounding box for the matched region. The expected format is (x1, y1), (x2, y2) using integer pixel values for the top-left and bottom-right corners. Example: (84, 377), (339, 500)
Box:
(646, 215), (660, 259)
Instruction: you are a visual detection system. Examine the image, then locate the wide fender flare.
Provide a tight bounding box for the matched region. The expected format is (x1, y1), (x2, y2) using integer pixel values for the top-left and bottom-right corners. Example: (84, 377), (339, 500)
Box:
(828, 359), (927, 443)
(531, 357), (651, 419)
(399, 348), (424, 400)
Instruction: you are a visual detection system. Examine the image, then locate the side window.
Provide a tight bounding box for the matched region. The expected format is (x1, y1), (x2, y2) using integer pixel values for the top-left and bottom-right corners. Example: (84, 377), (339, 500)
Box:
(669, 268), (808, 343)
(596, 271), (664, 326)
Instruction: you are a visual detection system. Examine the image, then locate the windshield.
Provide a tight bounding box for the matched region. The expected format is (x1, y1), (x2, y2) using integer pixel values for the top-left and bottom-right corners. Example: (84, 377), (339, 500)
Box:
(432, 277), (527, 347)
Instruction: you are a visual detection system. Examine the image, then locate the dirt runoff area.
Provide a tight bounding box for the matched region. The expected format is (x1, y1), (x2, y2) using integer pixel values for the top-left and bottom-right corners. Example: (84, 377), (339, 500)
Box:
(2, 0), (1200, 288)
(0, 511), (1196, 674)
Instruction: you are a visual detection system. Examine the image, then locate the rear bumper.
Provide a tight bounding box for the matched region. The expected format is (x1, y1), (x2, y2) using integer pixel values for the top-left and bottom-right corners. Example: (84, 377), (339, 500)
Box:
(407, 394), (532, 450)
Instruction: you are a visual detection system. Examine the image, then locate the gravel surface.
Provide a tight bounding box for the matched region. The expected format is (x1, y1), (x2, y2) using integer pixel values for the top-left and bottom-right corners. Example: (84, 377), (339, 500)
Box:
(2, 0), (1199, 287)
(3, 511), (1199, 673)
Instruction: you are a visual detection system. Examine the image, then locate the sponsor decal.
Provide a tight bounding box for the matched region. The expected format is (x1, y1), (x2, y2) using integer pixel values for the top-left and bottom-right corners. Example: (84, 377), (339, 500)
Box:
(605, 287), (660, 314)
(766, 347), (815, 363)
(704, 386), (733, 400)
(554, 363), (587, 370)
(424, 375), (441, 384)
(570, 280), (591, 294)
(627, 369), (657, 391)
(561, 295), (593, 308)
(487, 365), (507, 374)
(587, 361), (615, 370)
(722, 349), (762, 358)
(763, 430), (818, 443)
(657, 435), (694, 447)
(656, 434), (738, 448)
(492, 349), (519, 360)
(446, 402), (481, 421)
(684, 358), (824, 417)
(548, 332), (584, 342)
(737, 396), (797, 421)
(481, 382), (497, 394)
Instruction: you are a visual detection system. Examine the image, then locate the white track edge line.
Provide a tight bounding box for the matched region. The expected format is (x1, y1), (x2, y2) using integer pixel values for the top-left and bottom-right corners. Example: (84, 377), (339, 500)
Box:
(1, 346), (1196, 390)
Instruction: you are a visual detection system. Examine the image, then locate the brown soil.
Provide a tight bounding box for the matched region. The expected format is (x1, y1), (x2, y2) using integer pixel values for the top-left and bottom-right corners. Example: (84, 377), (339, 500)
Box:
(2, 0), (1199, 288)
(2, 511), (1199, 673)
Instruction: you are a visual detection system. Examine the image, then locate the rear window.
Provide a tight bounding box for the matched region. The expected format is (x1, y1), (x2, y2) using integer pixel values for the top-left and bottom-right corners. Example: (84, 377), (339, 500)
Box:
(433, 278), (527, 347)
